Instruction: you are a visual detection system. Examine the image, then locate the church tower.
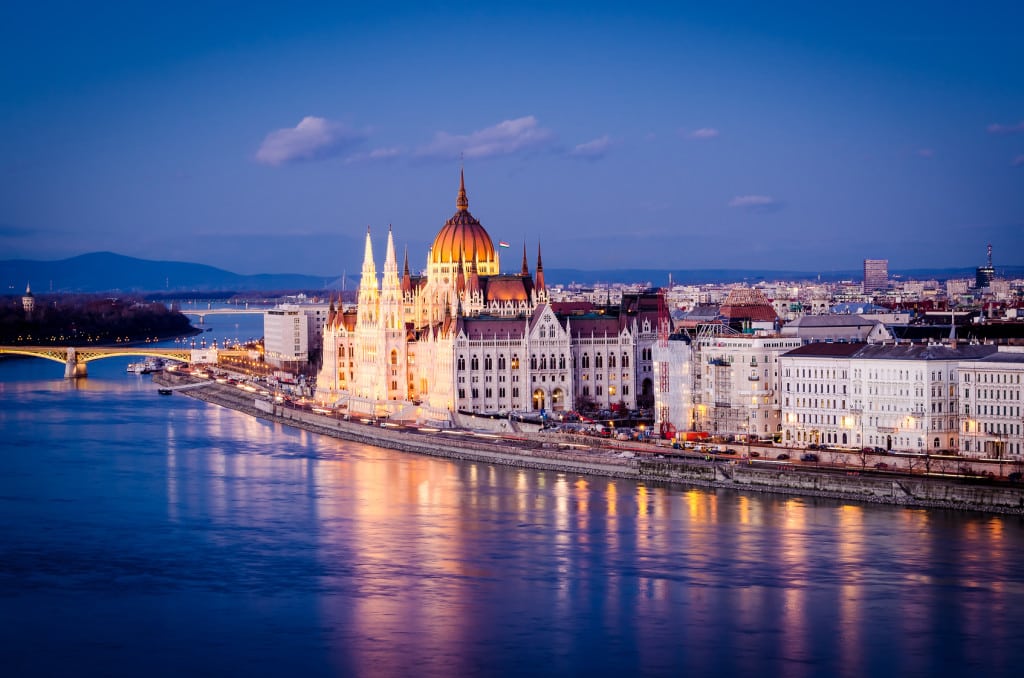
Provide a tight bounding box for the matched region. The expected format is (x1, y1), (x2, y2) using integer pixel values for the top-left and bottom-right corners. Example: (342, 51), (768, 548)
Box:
(22, 282), (35, 317)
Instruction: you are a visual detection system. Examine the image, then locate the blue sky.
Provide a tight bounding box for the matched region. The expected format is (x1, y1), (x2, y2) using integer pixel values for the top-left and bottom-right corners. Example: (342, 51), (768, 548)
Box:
(1, 1), (1021, 276)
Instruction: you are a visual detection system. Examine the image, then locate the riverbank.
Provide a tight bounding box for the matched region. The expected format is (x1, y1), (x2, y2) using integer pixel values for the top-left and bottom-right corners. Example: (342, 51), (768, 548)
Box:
(154, 371), (1024, 515)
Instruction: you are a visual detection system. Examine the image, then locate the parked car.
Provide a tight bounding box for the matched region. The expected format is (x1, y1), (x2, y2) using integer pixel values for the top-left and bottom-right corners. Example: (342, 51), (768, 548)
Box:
(801, 453), (819, 462)
(874, 462), (889, 470)
(776, 453), (790, 460)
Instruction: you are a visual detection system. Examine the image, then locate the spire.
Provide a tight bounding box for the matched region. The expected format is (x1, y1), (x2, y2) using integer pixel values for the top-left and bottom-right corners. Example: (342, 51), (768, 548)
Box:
(456, 167), (469, 212)
(456, 251), (466, 294)
(535, 242), (546, 293)
(468, 256), (480, 295)
(520, 243), (530, 276)
(401, 246), (412, 293)
(25, 282), (32, 295)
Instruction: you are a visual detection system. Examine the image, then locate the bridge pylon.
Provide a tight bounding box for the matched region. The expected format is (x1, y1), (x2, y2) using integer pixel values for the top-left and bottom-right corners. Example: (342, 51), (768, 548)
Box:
(64, 348), (87, 378)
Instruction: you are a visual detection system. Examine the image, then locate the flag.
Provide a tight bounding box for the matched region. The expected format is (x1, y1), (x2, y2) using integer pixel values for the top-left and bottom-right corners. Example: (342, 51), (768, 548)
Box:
(498, 240), (510, 248)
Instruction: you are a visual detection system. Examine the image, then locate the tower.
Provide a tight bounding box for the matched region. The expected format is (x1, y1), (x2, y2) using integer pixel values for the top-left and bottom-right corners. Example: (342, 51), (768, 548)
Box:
(22, 282), (35, 316)
(863, 259), (888, 294)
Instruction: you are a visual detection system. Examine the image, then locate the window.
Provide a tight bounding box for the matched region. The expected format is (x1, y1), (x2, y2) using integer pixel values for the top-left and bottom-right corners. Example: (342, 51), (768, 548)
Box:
(498, 355), (506, 370)
(582, 354), (590, 369)
(471, 356), (479, 370)
(457, 357), (465, 370)
(596, 354), (603, 369)
(511, 355), (519, 369)
(622, 353), (629, 368)
(485, 355), (492, 370)
(530, 354), (537, 370)
(559, 354), (566, 369)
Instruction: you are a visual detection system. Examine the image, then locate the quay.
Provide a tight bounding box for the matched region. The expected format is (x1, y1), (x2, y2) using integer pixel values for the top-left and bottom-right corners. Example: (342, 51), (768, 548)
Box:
(154, 371), (1024, 515)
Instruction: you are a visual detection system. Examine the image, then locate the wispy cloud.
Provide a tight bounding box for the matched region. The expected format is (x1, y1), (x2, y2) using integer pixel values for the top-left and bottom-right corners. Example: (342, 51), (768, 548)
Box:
(986, 121), (1024, 135)
(415, 116), (555, 160)
(917, 148), (935, 158)
(728, 195), (784, 213)
(256, 116), (366, 166)
(687, 127), (720, 140)
(1013, 155), (1024, 167)
(569, 135), (612, 160)
(345, 147), (403, 164)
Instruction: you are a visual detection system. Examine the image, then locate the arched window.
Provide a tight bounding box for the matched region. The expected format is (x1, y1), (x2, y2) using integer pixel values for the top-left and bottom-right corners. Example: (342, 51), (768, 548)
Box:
(540, 355), (547, 369)
(471, 355), (479, 370)
(530, 354), (537, 370)
(390, 349), (398, 366)
(609, 354), (616, 368)
(582, 354), (590, 369)
(596, 354), (603, 369)
(498, 355), (506, 370)
(484, 355), (493, 370)
(511, 355), (520, 369)
(622, 353), (629, 368)
(558, 354), (566, 369)
(457, 356), (465, 371)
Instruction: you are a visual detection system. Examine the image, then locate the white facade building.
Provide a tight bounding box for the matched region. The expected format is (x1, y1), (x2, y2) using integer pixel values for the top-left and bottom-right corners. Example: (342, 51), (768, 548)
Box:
(263, 305), (309, 367)
(958, 347), (1024, 460)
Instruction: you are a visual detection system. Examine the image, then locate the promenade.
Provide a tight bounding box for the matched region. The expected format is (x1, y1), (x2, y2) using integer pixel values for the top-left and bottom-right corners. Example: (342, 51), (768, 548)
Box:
(154, 371), (1024, 515)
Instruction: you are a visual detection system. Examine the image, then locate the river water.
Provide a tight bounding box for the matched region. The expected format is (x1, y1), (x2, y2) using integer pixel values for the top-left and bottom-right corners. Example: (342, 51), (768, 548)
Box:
(1, 312), (1022, 677)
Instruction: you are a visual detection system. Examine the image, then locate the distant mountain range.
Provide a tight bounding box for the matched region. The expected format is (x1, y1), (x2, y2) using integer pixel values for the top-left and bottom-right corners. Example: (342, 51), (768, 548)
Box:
(1, 252), (1020, 294)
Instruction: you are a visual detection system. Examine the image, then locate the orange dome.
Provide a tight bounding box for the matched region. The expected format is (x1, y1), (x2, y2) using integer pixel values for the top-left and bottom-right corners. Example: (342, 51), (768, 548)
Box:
(430, 171), (498, 266)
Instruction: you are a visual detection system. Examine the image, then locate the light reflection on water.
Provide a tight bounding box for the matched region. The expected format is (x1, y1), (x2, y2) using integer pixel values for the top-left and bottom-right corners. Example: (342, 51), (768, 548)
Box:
(1, 353), (1023, 677)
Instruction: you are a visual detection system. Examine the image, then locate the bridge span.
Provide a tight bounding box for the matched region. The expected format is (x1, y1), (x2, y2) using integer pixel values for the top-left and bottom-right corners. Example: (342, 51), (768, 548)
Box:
(179, 307), (268, 323)
(0, 346), (204, 378)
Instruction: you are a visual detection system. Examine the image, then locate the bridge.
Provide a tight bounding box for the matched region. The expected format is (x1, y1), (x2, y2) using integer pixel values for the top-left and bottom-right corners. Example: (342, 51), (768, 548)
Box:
(0, 346), (199, 378)
(179, 307), (268, 323)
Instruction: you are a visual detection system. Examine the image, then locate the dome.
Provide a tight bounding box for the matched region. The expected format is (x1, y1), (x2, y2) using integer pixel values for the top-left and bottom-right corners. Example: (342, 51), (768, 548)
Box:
(430, 171), (498, 266)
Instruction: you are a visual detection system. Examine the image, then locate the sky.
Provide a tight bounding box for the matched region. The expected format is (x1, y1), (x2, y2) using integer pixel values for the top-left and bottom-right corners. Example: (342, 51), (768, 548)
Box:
(1, 1), (1022, 277)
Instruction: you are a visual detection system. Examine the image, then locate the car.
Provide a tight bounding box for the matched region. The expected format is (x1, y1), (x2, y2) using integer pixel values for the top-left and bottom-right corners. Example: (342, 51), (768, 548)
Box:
(776, 453), (790, 460)
(749, 451), (760, 458)
(874, 462), (889, 470)
(1008, 472), (1022, 483)
(801, 453), (819, 462)
(722, 448), (737, 455)
(807, 443), (820, 450)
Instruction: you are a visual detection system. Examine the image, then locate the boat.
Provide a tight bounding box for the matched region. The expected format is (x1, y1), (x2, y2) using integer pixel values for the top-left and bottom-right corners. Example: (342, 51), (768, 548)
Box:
(158, 388), (173, 396)
(126, 362), (146, 374)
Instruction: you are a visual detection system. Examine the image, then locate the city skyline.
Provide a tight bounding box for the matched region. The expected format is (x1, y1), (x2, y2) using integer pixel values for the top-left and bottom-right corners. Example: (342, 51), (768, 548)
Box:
(1, 2), (1022, 276)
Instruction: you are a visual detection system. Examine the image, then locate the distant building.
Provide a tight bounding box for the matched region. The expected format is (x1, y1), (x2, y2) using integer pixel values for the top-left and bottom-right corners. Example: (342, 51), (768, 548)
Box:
(958, 347), (1024, 459)
(21, 282), (34, 316)
(863, 259), (888, 293)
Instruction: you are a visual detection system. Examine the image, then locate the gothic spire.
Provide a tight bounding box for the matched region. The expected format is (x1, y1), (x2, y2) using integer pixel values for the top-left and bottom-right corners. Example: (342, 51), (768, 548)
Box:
(535, 242), (546, 293)
(456, 167), (469, 212)
(520, 242), (530, 276)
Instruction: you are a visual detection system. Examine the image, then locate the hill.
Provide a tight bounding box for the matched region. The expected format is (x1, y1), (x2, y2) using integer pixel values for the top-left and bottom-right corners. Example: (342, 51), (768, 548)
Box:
(0, 252), (338, 293)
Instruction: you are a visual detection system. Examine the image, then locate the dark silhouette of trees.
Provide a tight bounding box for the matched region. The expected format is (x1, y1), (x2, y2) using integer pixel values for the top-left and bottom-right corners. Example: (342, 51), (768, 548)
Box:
(0, 295), (195, 345)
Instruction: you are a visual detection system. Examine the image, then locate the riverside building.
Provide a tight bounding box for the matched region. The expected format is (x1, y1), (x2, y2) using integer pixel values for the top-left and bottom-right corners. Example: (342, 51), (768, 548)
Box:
(315, 172), (645, 423)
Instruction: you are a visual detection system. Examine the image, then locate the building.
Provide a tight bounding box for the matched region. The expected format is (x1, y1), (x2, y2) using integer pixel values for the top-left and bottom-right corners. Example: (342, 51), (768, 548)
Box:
(958, 347), (1024, 460)
(779, 343), (999, 452)
(779, 314), (891, 344)
(316, 172), (645, 423)
(21, 282), (34, 316)
(264, 305), (310, 368)
(652, 332), (695, 436)
(976, 243), (996, 290)
(694, 331), (802, 440)
(863, 259), (888, 293)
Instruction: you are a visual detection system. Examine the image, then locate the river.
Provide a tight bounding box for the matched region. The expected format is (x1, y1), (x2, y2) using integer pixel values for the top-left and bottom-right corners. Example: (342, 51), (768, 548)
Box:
(1, 311), (1022, 677)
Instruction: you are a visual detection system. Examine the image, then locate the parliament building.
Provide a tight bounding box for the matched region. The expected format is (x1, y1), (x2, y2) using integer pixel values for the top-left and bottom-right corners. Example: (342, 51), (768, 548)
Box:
(315, 173), (654, 424)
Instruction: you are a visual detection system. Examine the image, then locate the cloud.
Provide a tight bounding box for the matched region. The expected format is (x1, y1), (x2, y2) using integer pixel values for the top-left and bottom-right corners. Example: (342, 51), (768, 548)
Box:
(986, 121), (1024, 135)
(569, 135), (612, 160)
(728, 195), (784, 213)
(255, 116), (366, 166)
(345, 147), (403, 164)
(1014, 155), (1024, 167)
(917, 148), (935, 158)
(687, 127), (720, 139)
(415, 116), (555, 160)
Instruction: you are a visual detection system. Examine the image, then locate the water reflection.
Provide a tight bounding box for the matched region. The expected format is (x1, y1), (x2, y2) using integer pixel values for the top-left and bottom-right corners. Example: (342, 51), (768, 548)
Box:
(2, 356), (1024, 677)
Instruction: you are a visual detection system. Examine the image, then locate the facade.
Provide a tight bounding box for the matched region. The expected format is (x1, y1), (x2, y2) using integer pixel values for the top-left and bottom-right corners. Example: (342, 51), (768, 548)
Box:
(695, 333), (802, 439)
(779, 343), (1000, 452)
(652, 333), (694, 436)
(958, 347), (1024, 460)
(263, 305), (310, 368)
(863, 259), (889, 293)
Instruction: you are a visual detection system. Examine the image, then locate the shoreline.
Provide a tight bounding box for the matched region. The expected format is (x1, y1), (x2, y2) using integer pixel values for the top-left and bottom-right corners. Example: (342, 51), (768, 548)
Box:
(155, 372), (1024, 516)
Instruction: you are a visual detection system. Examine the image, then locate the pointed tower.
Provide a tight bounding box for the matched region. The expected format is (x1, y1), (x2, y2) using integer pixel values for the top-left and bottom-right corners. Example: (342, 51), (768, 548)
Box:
(381, 225), (403, 331)
(401, 246), (413, 294)
(22, 282), (35, 315)
(535, 243), (548, 304)
(357, 227), (379, 326)
(520, 243), (530, 276)
(456, 167), (469, 212)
